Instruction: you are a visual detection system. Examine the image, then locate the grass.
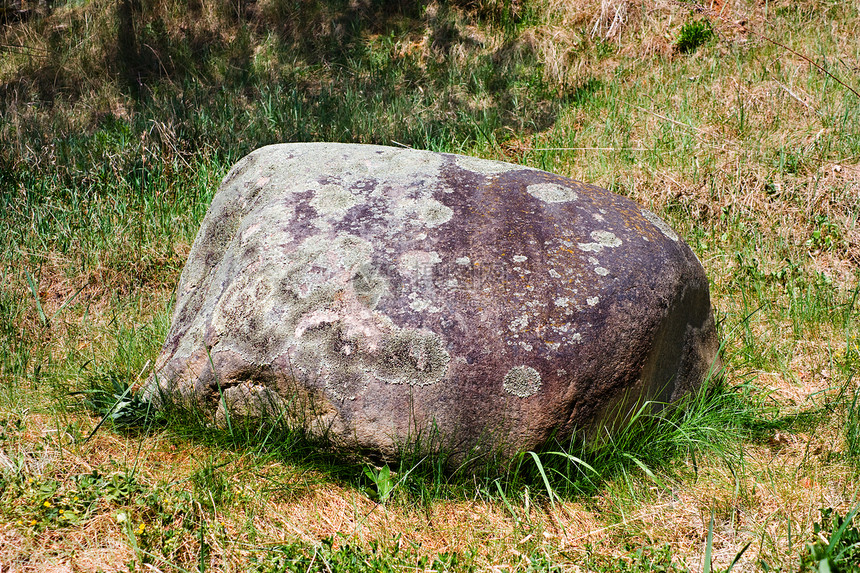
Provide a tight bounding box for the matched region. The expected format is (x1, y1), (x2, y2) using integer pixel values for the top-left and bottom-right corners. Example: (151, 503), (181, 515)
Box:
(2, 0), (860, 570)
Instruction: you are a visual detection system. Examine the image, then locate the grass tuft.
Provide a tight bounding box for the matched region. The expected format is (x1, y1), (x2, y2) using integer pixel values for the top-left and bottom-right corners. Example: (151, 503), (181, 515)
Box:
(675, 18), (714, 54)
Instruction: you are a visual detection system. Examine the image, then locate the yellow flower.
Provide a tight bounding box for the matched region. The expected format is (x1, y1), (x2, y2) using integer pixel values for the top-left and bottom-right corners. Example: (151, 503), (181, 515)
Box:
(30, 520), (36, 526)
(59, 509), (65, 515)
(43, 501), (52, 508)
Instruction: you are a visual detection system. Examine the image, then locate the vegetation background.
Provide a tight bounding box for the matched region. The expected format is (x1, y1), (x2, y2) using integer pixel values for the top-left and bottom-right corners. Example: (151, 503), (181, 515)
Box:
(1, 0), (859, 570)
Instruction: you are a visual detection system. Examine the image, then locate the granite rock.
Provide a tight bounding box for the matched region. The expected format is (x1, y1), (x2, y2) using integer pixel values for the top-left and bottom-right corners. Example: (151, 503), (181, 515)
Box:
(145, 143), (721, 461)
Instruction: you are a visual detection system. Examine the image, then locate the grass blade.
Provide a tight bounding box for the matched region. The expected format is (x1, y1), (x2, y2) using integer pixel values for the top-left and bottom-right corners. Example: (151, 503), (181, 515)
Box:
(546, 451), (599, 476)
(725, 541), (751, 572)
(704, 511), (714, 573)
(527, 451), (556, 511)
(23, 267), (48, 327)
(828, 498), (860, 558)
(49, 284), (84, 322)
(621, 453), (669, 491)
(494, 479), (520, 525)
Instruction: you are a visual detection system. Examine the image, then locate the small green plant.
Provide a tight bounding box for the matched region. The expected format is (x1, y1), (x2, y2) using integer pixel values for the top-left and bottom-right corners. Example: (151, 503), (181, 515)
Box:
(2, 469), (144, 532)
(578, 544), (686, 572)
(806, 214), (844, 253)
(363, 464), (396, 503)
(75, 370), (165, 442)
(801, 504), (860, 572)
(675, 18), (714, 53)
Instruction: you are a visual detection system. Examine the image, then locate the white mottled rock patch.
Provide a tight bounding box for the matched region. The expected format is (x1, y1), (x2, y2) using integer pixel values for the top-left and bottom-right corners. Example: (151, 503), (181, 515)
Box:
(526, 183), (579, 203)
(578, 230), (622, 252)
(310, 184), (359, 216)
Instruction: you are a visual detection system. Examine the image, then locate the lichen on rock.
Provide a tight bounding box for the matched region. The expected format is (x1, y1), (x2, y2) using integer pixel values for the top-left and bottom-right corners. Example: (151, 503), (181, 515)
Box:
(503, 365), (542, 398)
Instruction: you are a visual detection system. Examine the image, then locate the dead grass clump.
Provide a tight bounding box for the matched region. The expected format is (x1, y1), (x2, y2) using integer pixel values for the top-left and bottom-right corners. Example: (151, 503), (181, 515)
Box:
(589, 0), (637, 43)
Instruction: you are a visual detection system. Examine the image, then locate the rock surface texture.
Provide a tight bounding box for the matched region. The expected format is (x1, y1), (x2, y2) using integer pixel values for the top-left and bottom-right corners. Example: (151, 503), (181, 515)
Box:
(146, 143), (721, 461)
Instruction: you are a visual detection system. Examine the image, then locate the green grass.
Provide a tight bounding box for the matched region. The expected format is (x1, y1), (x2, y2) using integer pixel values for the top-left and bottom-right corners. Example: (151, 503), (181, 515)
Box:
(2, 0), (860, 570)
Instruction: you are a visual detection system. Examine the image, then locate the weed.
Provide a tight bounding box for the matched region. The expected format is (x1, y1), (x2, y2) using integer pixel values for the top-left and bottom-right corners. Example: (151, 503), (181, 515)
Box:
(801, 504), (860, 573)
(806, 214), (845, 253)
(362, 464), (396, 504)
(192, 458), (233, 511)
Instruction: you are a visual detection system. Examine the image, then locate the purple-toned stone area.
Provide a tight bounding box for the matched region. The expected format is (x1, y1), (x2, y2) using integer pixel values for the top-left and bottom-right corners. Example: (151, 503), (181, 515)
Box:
(145, 143), (721, 462)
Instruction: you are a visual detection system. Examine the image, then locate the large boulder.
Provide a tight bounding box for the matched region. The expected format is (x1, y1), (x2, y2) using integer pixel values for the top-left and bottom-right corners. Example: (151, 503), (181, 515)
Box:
(145, 143), (720, 462)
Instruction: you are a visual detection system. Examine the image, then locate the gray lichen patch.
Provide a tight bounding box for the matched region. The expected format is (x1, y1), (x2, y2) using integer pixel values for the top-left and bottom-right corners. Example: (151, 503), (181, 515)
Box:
(351, 263), (389, 308)
(526, 183), (579, 203)
(398, 250), (443, 276)
(503, 365), (542, 397)
(641, 209), (679, 242)
(578, 230), (623, 253)
(416, 199), (454, 227)
(377, 329), (451, 386)
(325, 370), (367, 401)
(508, 314), (529, 332)
(391, 197), (454, 228)
(408, 292), (441, 313)
(302, 232), (375, 273)
(310, 184), (360, 217)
